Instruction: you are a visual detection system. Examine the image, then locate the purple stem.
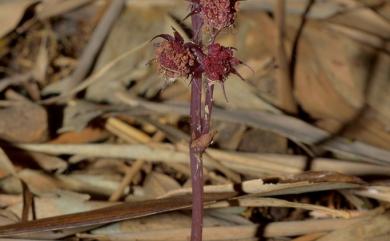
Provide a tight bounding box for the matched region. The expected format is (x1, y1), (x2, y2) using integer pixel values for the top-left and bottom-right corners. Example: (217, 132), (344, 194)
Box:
(190, 2), (204, 241)
(189, 149), (203, 241)
(190, 74), (203, 241)
(191, 2), (203, 45)
(190, 73), (203, 241)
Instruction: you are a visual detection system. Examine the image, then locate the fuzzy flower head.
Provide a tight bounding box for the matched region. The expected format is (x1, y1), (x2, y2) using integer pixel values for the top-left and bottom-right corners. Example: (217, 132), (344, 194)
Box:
(202, 43), (241, 82)
(199, 0), (239, 32)
(154, 30), (196, 80)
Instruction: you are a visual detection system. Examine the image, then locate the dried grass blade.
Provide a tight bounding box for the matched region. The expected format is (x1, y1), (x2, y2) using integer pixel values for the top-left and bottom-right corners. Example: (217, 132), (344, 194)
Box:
(116, 94), (390, 164)
(0, 193), (234, 238)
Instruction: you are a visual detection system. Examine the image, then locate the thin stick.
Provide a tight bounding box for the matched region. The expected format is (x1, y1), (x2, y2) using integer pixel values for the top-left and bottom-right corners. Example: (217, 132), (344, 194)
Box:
(106, 118), (165, 201)
(109, 159), (144, 201)
(106, 118), (150, 143)
(109, 132), (165, 201)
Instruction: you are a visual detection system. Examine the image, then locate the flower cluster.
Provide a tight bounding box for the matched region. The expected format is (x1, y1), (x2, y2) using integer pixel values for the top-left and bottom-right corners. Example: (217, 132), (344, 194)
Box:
(154, 0), (243, 86)
(155, 33), (242, 85)
(154, 31), (196, 80)
(203, 43), (241, 82)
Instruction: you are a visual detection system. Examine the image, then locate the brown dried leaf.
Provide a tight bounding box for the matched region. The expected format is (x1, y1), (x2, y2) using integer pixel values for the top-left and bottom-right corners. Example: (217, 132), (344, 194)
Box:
(56, 173), (123, 197)
(27, 152), (67, 173)
(0, 102), (48, 143)
(317, 211), (390, 241)
(116, 95), (390, 164)
(0, 0), (38, 38)
(50, 127), (109, 144)
(294, 22), (367, 129)
(37, 0), (94, 19)
(77, 212), (384, 240)
(280, 171), (364, 185)
(32, 38), (49, 85)
(162, 173), (362, 199)
(0, 195), (22, 208)
(18, 169), (59, 195)
(342, 53), (390, 149)
(329, 6), (390, 39)
(0, 210), (19, 226)
(60, 100), (105, 133)
(0, 148), (17, 178)
(211, 197), (353, 218)
(91, 211), (241, 235)
(355, 186), (390, 203)
(312, 158), (390, 176)
(238, 128), (287, 154)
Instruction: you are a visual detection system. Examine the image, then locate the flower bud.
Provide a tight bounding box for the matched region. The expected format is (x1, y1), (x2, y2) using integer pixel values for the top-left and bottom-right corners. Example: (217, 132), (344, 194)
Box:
(154, 31), (196, 80)
(202, 43), (240, 82)
(199, 0), (238, 32)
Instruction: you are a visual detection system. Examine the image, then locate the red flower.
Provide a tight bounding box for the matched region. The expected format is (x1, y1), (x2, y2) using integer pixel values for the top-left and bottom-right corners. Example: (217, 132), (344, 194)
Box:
(199, 0), (239, 32)
(202, 43), (241, 82)
(154, 30), (196, 79)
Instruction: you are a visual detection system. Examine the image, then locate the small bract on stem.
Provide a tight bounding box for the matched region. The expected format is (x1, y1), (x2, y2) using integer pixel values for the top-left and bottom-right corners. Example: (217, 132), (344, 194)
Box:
(153, 1), (243, 241)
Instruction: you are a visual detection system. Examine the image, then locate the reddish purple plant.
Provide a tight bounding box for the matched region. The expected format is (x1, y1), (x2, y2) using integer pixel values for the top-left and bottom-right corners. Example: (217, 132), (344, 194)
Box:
(154, 1), (242, 241)
(154, 30), (197, 79)
(203, 44), (240, 81)
(203, 43), (243, 96)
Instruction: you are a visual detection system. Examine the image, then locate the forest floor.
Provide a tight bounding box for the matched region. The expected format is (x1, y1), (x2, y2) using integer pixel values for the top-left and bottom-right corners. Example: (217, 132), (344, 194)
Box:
(0, 0), (389, 240)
